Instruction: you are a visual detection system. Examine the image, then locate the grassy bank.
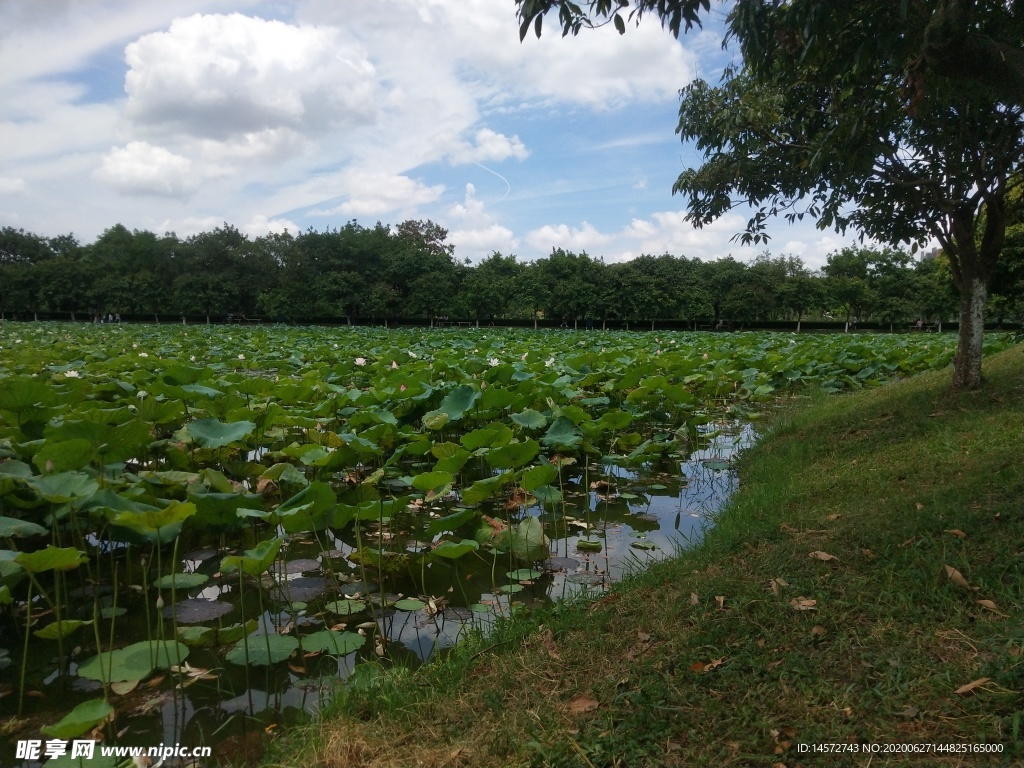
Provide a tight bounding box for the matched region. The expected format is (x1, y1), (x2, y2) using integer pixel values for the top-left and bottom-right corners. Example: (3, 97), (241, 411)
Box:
(272, 345), (1024, 768)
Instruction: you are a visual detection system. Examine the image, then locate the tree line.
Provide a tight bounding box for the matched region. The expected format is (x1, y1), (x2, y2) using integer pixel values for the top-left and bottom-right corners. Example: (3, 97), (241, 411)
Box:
(1, 220), (1020, 329)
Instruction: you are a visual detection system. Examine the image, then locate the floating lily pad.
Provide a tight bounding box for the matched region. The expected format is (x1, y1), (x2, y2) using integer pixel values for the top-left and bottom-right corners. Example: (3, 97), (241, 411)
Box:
(78, 640), (189, 682)
(576, 539), (603, 553)
(225, 634), (298, 666)
(565, 573), (606, 586)
(630, 541), (658, 551)
(276, 558), (321, 575)
(301, 629), (365, 655)
(702, 458), (731, 471)
(506, 569), (542, 581)
(394, 598), (426, 611)
(340, 580), (378, 597)
(271, 576), (332, 602)
(152, 572), (209, 589)
(499, 583), (524, 594)
(163, 599), (233, 624)
(325, 599), (367, 616)
(542, 557), (580, 572)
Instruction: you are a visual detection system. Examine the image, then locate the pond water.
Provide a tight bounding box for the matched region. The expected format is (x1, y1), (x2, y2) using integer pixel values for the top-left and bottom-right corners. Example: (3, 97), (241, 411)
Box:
(0, 424), (752, 768)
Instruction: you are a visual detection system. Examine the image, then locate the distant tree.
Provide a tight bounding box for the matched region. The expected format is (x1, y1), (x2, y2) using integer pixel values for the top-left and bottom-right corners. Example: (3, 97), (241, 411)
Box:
(459, 252), (525, 324)
(517, 0), (1024, 389)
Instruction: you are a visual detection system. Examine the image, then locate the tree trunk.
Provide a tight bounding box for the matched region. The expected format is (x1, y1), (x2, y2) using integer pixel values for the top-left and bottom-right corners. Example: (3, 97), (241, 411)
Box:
(950, 276), (987, 390)
(796, 313), (802, 333)
(650, 319), (655, 331)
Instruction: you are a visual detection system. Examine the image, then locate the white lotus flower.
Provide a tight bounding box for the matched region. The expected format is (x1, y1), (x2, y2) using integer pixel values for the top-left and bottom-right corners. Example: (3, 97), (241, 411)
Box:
(545, 357), (555, 367)
(489, 357), (500, 367)
(64, 370), (80, 378)
(408, 351), (418, 358)
(189, 355), (196, 362)
(138, 352), (149, 358)
(238, 353), (245, 360)
(391, 360), (398, 369)
(355, 357), (366, 366)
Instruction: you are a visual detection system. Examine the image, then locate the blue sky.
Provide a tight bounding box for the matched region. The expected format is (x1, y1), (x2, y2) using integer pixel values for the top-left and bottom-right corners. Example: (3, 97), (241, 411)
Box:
(0, 0), (853, 268)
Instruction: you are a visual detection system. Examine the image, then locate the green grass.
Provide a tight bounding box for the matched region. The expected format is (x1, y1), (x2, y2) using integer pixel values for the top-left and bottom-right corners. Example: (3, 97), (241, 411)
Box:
(268, 345), (1024, 768)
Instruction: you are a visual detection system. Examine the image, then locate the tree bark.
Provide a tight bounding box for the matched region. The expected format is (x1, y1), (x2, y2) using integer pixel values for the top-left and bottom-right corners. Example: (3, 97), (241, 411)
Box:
(950, 275), (987, 390)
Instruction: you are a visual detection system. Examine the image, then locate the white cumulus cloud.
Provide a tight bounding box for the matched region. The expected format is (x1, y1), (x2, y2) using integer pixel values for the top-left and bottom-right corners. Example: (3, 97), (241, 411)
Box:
(124, 13), (380, 141)
(95, 141), (197, 198)
(447, 129), (529, 165)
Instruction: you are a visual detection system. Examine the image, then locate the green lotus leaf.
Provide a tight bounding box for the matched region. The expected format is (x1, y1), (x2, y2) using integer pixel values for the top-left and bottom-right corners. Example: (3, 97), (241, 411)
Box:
(78, 640), (189, 682)
(0, 515), (47, 538)
(221, 537), (282, 578)
(32, 439), (95, 473)
(152, 572), (209, 589)
(393, 598), (426, 611)
(432, 539), (479, 559)
(225, 634), (298, 666)
(510, 409), (547, 430)
(16, 546), (87, 574)
(109, 500), (197, 545)
(461, 423), (513, 450)
(426, 508), (477, 537)
(301, 629), (366, 655)
(186, 417), (255, 449)
(40, 698), (114, 740)
(521, 464), (558, 491)
(485, 440), (539, 470)
(35, 619), (91, 640)
(27, 472), (98, 504)
(411, 470), (453, 493)
(437, 384), (480, 421)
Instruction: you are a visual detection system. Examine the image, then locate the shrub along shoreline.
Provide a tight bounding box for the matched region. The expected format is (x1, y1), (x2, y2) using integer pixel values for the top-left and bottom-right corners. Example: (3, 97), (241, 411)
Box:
(270, 345), (1023, 768)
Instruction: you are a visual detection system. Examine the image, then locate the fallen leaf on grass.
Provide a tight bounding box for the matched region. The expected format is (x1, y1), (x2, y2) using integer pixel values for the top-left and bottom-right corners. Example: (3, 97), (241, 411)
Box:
(954, 677), (991, 695)
(541, 628), (561, 661)
(915, 502), (924, 510)
(790, 597), (817, 611)
(861, 548), (874, 559)
(898, 705), (920, 718)
(811, 625), (827, 637)
(1010, 645), (1021, 657)
(977, 599), (1007, 616)
(690, 658), (724, 673)
(637, 631), (651, 643)
(715, 595), (726, 609)
(567, 695), (599, 713)
(944, 529), (967, 539)
(689, 592), (699, 606)
(944, 564), (974, 590)
(809, 551), (839, 562)
(780, 523), (798, 533)
(825, 514), (841, 521)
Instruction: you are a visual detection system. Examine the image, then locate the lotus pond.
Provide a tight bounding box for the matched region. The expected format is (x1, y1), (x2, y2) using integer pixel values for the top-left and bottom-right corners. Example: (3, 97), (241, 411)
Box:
(0, 323), (1014, 766)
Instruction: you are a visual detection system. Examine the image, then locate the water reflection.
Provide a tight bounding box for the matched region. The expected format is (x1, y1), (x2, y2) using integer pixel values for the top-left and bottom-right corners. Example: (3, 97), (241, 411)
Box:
(1, 424), (752, 767)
